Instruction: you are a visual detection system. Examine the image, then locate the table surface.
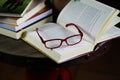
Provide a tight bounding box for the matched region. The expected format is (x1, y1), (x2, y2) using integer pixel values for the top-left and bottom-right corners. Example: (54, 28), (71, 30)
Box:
(0, 0), (120, 69)
(1, 33), (119, 69)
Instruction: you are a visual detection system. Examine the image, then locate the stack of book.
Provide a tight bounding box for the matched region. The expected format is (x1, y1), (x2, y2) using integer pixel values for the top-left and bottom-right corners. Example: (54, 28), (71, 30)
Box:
(0, 0), (52, 39)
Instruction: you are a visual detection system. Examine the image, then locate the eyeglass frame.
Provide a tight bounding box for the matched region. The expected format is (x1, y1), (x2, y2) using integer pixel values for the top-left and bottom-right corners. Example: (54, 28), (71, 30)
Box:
(36, 23), (83, 50)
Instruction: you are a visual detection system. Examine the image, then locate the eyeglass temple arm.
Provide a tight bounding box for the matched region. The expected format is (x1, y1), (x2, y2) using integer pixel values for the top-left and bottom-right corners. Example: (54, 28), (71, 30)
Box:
(65, 23), (83, 37)
(36, 28), (45, 43)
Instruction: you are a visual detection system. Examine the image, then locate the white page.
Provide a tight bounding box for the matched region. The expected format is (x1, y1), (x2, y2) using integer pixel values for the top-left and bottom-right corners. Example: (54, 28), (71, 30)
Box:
(37, 23), (78, 40)
(36, 23), (94, 55)
(57, 0), (116, 43)
(23, 27), (94, 63)
(98, 26), (120, 43)
(37, 23), (93, 52)
(96, 16), (120, 43)
(105, 16), (120, 31)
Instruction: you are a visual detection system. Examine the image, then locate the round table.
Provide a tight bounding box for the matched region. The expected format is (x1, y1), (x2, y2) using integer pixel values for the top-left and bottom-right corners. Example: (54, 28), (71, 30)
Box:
(0, 34), (113, 80)
(0, 34), (112, 68)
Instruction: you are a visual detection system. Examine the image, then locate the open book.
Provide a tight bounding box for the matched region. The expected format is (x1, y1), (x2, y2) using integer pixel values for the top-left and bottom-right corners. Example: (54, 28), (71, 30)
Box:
(22, 0), (120, 63)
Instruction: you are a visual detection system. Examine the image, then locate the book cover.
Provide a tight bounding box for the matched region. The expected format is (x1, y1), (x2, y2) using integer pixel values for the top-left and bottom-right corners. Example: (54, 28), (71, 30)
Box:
(0, 0), (33, 17)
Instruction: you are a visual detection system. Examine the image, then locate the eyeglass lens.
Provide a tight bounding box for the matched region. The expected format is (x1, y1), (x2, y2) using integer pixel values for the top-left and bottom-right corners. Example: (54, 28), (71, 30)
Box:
(45, 35), (81, 48)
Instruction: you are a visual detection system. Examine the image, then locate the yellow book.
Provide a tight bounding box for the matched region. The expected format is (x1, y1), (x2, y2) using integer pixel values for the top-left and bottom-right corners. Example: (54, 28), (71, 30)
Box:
(22, 0), (120, 63)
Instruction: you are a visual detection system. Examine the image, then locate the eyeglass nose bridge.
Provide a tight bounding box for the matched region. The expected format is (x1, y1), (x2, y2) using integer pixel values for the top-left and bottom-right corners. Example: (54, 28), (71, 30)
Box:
(44, 39), (65, 50)
(53, 38), (72, 49)
(60, 37), (77, 47)
(58, 39), (70, 47)
(62, 39), (70, 46)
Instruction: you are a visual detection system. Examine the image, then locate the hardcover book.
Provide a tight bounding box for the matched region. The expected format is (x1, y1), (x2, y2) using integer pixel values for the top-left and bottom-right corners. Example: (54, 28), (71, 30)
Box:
(22, 0), (120, 63)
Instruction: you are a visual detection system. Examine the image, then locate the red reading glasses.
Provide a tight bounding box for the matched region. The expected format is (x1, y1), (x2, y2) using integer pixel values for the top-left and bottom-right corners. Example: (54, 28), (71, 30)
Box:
(36, 23), (83, 50)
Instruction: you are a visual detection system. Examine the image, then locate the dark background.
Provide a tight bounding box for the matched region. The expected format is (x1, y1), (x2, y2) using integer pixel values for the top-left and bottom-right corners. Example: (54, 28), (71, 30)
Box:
(98, 0), (120, 10)
(0, 0), (120, 80)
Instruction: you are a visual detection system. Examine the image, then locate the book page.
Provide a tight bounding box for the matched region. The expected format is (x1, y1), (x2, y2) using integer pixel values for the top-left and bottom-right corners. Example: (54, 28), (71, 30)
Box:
(103, 16), (120, 32)
(57, 0), (116, 43)
(23, 0), (45, 14)
(22, 23), (94, 63)
(97, 26), (120, 43)
(37, 23), (81, 40)
(96, 16), (120, 43)
(36, 22), (94, 54)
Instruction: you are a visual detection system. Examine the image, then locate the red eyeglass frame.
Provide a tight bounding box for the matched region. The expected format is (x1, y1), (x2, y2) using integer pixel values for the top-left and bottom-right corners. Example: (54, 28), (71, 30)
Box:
(36, 23), (83, 50)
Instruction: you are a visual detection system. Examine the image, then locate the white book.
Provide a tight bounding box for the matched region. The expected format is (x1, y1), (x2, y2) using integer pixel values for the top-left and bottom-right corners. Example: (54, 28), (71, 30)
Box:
(22, 0), (120, 63)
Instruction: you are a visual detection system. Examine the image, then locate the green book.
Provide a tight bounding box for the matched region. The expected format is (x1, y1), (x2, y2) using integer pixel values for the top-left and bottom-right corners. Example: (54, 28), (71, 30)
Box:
(0, 0), (33, 17)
